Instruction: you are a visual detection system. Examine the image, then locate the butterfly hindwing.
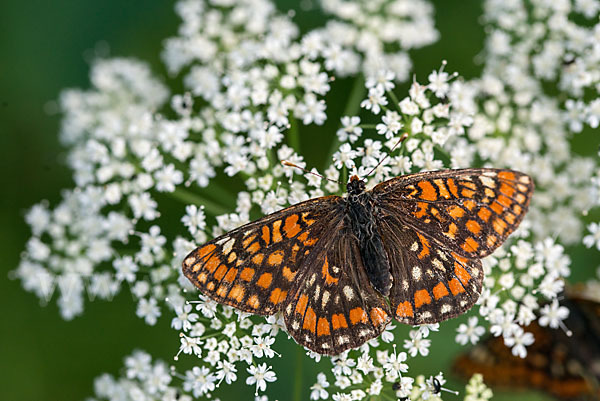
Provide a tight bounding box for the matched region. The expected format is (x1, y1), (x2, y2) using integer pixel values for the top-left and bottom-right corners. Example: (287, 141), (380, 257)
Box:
(182, 196), (343, 315)
(283, 222), (392, 355)
(373, 168), (534, 259)
(377, 213), (484, 324)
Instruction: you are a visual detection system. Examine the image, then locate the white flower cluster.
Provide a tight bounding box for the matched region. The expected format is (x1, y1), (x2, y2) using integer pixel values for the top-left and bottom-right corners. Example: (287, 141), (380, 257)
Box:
(318, 0), (438, 79)
(482, 0), (600, 131)
(460, 237), (572, 358)
(92, 350), (182, 401)
(310, 325), (443, 400)
(171, 296), (282, 397)
(14, 0), (600, 400)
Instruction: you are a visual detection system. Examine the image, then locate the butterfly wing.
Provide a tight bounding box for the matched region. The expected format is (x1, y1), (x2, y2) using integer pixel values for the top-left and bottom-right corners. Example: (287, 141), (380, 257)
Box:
(377, 215), (484, 324)
(372, 168), (533, 324)
(282, 220), (392, 355)
(373, 168), (534, 258)
(182, 195), (344, 315)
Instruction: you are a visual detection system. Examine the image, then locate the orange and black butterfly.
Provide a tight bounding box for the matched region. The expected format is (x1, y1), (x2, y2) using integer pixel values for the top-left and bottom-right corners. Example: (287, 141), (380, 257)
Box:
(182, 168), (533, 355)
(453, 285), (600, 400)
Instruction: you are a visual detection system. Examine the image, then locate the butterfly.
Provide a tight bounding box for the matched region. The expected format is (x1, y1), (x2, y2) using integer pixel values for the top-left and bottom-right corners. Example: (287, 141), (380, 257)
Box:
(182, 168), (534, 355)
(453, 284), (600, 400)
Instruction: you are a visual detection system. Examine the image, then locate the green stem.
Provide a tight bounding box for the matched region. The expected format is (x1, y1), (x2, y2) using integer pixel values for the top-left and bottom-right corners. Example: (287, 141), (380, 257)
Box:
(203, 181), (237, 209)
(387, 89), (401, 110)
(325, 75), (367, 167)
(288, 116), (300, 153)
(292, 345), (304, 401)
(171, 188), (229, 216)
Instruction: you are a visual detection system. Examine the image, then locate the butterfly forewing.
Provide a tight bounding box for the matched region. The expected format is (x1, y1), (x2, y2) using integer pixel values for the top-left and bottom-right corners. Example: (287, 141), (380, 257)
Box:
(182, 196), (343, 315)
(373, 168), (534, 259)
(283, 223), (392, 355)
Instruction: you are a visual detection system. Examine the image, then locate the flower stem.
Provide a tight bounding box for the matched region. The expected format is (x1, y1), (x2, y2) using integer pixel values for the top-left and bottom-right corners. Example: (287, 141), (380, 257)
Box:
(171, 188), (229, 216)
(387, 89), (401, 109)
(325, 75), (366, 167)
(292, 345), (304, 401)
(288, 116), (300, 153)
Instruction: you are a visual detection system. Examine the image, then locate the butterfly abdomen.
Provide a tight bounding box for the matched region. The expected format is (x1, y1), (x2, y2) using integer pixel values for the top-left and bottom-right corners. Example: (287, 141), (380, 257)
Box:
(346, 191), (393, 296)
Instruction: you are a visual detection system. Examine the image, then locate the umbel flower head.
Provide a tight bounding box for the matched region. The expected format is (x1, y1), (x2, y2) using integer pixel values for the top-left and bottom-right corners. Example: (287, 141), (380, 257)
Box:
(15, 0), (600, 400)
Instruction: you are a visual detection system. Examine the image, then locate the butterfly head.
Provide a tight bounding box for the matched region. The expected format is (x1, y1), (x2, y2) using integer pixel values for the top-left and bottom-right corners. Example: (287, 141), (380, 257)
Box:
(347, 175), (366, 195)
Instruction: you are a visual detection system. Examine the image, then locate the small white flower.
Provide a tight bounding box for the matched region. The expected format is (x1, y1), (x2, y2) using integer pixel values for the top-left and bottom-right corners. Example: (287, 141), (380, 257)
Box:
(399, 97), (419, 115)
(136, 297), (161, 325)
(504, 326), (535, 358)
(539, 299), (569, 329)
(310, 372), (330, 400)
(125, 350), (152, 380)
(360, 86), (388, 115)
(183, 366), (216, 397)
(337, 116), (362, 143)
(215, 360), (237, 385)
(250, 336), (276, 358)
(178, 334), (201, 357)
(382, 348), (408, 381)
(366, 70), (395, 92)
(583, 222), (600, 250)
(181, 205), (206, 237)
(376, 110), (403, 139)
(455, 316), (485, 345)
(404, 329), (431, 357)
(246, 363), (277, 395)
(171, 304), (199, 331)
(333, 143), (359, 169)
(428, 68), (450, 98)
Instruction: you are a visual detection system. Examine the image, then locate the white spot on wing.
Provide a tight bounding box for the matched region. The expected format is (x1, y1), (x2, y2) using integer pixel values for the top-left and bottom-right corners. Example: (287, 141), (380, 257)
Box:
(321, 291), (330, 309)
(432, 259), (445, 271)
(479, 176), (496, 188)
(343, 286), (354, 300)
(412, 266), (422, 281)
(216, 236), (230, 245)
(184, 257), (195, 267)
(410, 242), (419, 252)
(441, 304), (452, 314)
(221, 238), (235, 255)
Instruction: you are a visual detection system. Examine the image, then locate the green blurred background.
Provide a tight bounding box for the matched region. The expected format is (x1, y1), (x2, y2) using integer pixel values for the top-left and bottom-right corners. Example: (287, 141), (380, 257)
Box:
(1, 1), (597, 400)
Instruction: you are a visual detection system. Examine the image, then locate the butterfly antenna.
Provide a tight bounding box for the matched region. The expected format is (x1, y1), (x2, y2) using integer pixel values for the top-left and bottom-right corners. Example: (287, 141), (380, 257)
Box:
(361, 132), (409, 179)
(281, 161), (343, 185)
